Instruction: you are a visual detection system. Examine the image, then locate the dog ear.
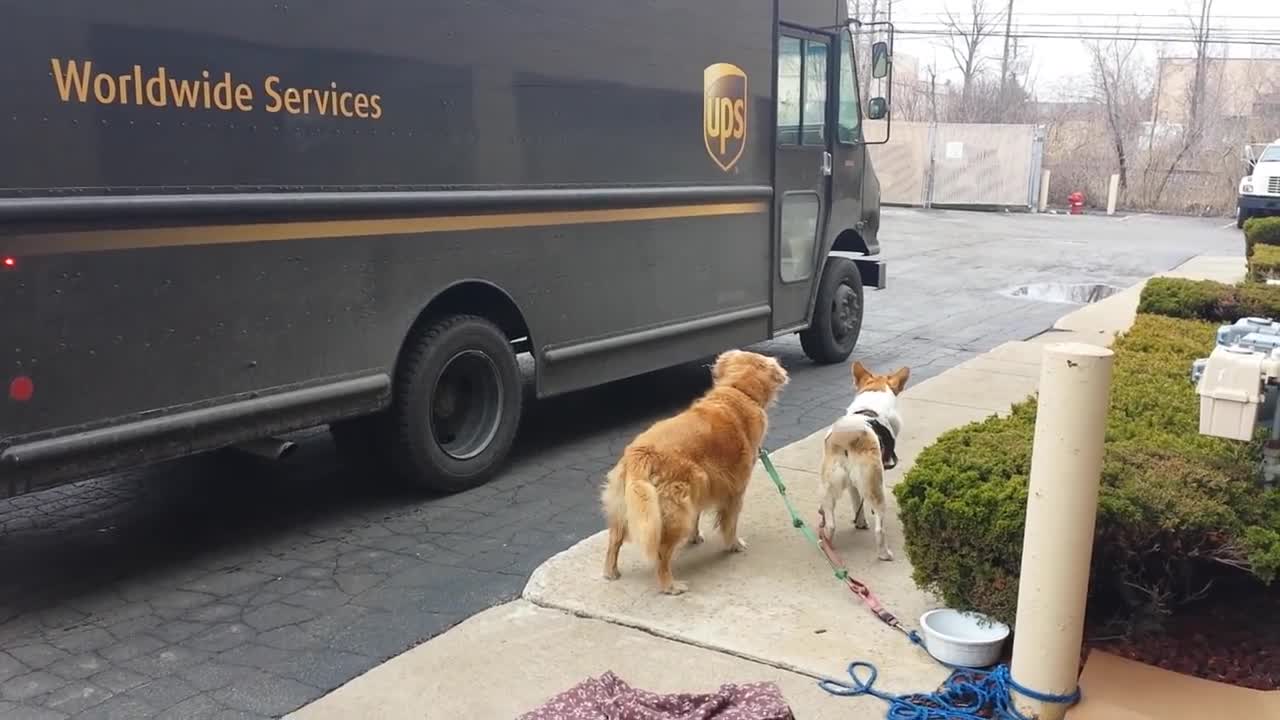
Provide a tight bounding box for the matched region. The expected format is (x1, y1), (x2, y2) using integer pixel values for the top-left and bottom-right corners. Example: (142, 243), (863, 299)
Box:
(770, 357), (790, 387)
(851, 361), (870, 388)
(711, 350), (738, 381)
(888, 367), (911, 394)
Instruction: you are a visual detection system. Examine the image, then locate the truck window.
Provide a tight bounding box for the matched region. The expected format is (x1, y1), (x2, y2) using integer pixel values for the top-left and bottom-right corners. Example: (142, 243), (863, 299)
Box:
(776, 36), (829, 147)
(777, 37), (803, 145)
(779, 192), (820, 282)
(802, 39), (829, 146)
(838, 31), (861, 144)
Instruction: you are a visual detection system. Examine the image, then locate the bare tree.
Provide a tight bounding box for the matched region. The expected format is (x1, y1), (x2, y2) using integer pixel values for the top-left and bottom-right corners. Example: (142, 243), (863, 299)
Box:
(1187, 0), (1214, 139)
(941, 0), (1006, 110)
(892, 70), (932, 122)
(1150, 0), (1219, 207)
(1085, 35), (1150, 196)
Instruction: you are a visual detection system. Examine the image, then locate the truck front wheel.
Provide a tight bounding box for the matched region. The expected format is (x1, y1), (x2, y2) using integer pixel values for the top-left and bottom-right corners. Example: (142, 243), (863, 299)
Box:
(799, 257), (864, 364)
(338, 314), (523, 494)
(1238, 204), (1251, 229)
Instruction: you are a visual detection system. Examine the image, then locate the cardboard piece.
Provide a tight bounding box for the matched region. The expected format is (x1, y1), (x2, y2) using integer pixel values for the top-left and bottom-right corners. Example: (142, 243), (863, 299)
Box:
(1066, 651), (1280, 719)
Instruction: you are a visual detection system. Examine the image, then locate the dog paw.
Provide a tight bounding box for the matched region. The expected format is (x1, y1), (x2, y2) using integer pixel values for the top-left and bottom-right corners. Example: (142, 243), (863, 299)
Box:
(661, 581), (689, 596)
(729, 538), (748, 553)
(688, 532), (705, 546)
(603, 569), (621, 581)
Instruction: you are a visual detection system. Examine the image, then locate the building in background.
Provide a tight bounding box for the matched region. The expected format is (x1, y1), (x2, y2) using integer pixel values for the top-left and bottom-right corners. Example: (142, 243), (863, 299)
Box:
(1151, 56), (1280, 141)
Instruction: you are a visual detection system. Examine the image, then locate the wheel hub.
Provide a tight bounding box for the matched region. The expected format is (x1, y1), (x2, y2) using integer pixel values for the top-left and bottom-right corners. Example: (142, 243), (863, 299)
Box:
(830, 283), (859, 340)
(429, 350), (504, 461)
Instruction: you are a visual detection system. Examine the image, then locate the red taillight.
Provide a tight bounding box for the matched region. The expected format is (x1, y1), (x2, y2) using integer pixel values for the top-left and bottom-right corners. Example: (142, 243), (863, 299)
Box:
(9, 376), (34, 402)
(1, 257), (14, 268)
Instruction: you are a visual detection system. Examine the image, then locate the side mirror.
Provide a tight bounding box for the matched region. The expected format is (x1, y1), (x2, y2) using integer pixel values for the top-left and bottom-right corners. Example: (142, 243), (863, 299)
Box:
(871, 41), (890, 79)
(867, 97), (888, 120)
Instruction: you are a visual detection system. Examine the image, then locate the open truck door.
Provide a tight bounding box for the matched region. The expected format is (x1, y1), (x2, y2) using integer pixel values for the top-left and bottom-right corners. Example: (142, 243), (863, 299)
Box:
(771, 23), (839, 335)
(771, 17), (893, 363)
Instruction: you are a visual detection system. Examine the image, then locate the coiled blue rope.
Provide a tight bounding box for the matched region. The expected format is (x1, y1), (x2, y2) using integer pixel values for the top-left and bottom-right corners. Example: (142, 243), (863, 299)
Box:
(757, 446), (1081, 718)
(818, 632), (1081, 720)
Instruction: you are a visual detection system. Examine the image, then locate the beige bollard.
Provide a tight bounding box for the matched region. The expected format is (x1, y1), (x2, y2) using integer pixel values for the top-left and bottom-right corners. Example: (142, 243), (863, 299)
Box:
(1106, 173), (1120, 216)
(1038, 169), (1051, 212)
(1010, 342), (1114, 720)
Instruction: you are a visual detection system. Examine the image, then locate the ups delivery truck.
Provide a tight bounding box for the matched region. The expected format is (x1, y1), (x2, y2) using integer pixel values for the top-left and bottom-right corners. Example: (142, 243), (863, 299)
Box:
(0, 1), (894, 498)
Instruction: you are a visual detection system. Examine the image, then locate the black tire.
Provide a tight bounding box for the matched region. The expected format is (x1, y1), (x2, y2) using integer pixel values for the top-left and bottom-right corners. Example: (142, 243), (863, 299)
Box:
(1237, 206), (1249, 229)
(379, 314), (523, 493)
(799, 257), (865, 364)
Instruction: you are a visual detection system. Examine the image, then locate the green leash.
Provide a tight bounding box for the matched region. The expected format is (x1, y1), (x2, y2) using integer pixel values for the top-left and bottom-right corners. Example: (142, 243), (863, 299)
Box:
(757, 447), (910, 634)
(757, 447), (847, 582)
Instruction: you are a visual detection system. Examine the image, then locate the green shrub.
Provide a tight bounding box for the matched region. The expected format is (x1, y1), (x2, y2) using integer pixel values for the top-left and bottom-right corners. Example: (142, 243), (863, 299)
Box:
(1250, 244), (1280, 283)
(1245, 216), (1280, 256)
(896, 314), (1280, 628)
(1138, 277), (1280, 322)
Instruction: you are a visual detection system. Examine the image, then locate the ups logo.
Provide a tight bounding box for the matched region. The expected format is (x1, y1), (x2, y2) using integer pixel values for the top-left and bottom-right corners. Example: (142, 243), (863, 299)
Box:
(704, 63), (748, 172)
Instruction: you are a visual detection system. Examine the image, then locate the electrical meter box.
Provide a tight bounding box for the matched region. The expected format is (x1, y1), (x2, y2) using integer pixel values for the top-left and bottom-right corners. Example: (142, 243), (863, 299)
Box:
(1196, 345), (1265, 441)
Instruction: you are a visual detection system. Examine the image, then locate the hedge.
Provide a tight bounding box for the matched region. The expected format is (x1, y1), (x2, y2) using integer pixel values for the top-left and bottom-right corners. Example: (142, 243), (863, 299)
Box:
(895, 314), (1280, 627)
(1250, 244), (1280, 283)
(1138, 277), (1280, 322)
(1245, 216), (1280, 257)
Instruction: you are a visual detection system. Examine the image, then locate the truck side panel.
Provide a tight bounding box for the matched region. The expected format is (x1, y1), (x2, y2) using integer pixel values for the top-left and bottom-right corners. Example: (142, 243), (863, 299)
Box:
(0, 1), (783, 478)
(1, 1), (774, 191)
(2, 211), (771, 435)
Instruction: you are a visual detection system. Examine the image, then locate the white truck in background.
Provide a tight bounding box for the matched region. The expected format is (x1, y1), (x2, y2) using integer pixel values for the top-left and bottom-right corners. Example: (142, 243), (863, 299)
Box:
(1239, 140), (1280, 228)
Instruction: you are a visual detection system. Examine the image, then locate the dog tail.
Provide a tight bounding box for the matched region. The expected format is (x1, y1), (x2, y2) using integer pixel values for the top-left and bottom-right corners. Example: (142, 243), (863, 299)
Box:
(601, 452), (663, 559)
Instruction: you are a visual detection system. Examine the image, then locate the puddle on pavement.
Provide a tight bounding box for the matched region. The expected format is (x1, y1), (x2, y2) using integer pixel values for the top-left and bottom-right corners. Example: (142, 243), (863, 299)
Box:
(1001, 282), (1122, 305)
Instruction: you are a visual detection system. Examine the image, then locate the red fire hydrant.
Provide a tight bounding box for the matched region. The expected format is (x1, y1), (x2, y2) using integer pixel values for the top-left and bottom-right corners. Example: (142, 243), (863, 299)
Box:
(1068, 191), (1085, 215)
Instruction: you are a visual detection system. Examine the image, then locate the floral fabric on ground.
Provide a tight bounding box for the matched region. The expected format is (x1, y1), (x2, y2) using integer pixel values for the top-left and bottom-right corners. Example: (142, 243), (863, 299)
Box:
(517, 671), (795, 720)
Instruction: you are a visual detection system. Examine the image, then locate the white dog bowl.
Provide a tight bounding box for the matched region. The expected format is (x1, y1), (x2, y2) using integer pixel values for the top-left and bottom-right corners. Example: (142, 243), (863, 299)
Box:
(918, 609), (1010, 668)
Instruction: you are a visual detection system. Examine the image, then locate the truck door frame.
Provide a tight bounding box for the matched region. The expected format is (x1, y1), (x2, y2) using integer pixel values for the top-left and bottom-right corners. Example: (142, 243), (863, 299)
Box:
(770, 21), (839, 335)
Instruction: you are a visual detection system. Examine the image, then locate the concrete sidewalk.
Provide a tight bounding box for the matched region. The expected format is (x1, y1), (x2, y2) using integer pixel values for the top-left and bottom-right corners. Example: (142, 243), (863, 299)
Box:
(291, 256), (1243, 720)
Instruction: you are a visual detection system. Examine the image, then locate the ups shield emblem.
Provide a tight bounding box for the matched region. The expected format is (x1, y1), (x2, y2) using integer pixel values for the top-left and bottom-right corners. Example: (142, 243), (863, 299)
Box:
(704, 63), (748, 172)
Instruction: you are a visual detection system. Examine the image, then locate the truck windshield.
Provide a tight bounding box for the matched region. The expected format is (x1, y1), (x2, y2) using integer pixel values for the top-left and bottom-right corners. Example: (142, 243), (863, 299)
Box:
(1261, 146), (1280, 163)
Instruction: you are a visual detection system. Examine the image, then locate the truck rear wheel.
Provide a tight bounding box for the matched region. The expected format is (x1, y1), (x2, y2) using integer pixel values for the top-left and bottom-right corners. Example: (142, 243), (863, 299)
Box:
(380, 314), (522, 493)
(799, 257), (864, 364)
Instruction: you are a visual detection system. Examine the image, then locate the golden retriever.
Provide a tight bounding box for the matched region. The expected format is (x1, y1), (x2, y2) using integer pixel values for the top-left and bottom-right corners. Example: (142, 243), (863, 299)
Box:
(601, 350), (789, 595)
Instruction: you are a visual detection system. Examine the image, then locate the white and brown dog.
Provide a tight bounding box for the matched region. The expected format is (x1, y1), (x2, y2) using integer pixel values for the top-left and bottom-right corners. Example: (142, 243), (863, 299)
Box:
(817, 361), (910, 561)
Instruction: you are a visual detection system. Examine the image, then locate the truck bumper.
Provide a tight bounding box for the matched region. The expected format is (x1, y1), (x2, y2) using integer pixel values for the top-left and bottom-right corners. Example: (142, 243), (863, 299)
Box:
(854, 258), (887, 290)
(1239, 194), (1280, 214)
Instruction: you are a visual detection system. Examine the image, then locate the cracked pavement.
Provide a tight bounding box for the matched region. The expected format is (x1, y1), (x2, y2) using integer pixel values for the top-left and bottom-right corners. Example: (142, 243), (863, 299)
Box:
(0, 209), (1242, 719)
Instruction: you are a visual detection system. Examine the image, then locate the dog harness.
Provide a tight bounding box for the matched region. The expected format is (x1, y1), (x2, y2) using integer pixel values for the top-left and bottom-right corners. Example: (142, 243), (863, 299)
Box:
(853, 409), (898, 470)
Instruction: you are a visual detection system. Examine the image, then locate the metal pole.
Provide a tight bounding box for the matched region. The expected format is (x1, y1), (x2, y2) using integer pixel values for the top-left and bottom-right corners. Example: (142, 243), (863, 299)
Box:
(1000, 0), (1015, 94)
(1010, 342), (1114, 720)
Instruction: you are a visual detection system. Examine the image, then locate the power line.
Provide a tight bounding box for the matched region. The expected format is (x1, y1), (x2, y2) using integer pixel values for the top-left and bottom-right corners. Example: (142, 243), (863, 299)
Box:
(893, 20), (1280, 33)
(894, 30), (1280, 47)
(892, 11), (1280, 20)
(896, 31), (1280, 45)
(891, 20), (1280, 47)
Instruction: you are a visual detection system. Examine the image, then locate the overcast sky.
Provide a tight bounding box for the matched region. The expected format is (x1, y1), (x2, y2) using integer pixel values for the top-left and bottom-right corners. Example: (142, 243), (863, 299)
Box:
(877, 0), (1280, 100)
